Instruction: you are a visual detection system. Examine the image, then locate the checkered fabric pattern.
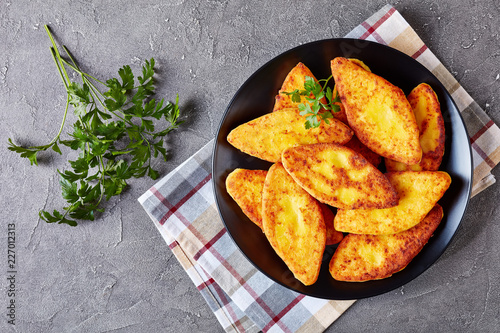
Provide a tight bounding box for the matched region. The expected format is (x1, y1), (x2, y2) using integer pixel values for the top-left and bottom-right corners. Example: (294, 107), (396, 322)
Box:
(139, 4), (500, 333)
(140, 142), (354, 333)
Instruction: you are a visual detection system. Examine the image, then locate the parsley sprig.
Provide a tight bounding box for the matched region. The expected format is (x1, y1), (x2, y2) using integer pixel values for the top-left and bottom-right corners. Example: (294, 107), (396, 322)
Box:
(281, 75), (341, 129)
(7, 25), (183, 226)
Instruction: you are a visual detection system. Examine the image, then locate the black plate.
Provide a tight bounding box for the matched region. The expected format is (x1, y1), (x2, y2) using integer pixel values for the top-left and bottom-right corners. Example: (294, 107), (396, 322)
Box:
(212, 38), (472, 300)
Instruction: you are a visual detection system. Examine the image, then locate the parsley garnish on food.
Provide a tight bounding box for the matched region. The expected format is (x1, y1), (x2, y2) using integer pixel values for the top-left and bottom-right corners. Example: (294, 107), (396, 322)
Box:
(281, 75), (341, 129)
(7, 25), (183, 226)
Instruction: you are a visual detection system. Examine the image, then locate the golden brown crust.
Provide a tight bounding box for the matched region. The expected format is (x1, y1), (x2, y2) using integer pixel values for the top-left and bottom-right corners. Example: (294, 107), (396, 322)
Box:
(262, 163), (326, 286)
(334, 171), (451, 235)
(385, 83), (446, 171)
(330, 204), (443, 282)
(227, 108), (353, 162)
(319, 203), (343, 245)
(344, 135), (382, 167)
(331, 101), (349, 124)
(331, 57), (422, 165)
(226, 169), (268, 229)
(282, 143), (398, 210)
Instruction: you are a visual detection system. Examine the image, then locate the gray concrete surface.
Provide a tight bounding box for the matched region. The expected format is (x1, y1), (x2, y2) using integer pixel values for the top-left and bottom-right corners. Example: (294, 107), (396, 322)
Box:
(1, 0), (499, 332)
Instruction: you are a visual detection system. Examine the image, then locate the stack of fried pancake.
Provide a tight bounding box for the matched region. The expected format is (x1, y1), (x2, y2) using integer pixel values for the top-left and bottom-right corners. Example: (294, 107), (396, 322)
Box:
(226, 58), (449, 285)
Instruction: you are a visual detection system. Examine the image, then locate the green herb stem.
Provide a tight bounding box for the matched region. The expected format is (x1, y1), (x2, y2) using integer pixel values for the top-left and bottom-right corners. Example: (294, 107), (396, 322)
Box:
(8, 25), (183, 226)
(45, 25), (71, 84)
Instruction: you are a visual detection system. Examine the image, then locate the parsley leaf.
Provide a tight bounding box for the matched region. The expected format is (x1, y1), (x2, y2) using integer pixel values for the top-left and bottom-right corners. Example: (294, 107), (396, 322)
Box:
(7, 25), (183, 226)
(281, 75), (342, 129)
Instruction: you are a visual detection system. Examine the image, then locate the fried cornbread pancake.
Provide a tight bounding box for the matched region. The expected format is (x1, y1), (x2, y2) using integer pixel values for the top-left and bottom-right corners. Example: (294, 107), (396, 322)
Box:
(282, 143), (398, 210)
(330, 60), (382, 167)
(334, 171), (451, 235)
(226, 169), (267, 229)
(330, 204), (443, 281)
(330, 59), (370, 124)
(385, 83), (445, 171)
(227, 108), (353, 163)
(262, 163), (326, 285)
(331, 57), (422, 165)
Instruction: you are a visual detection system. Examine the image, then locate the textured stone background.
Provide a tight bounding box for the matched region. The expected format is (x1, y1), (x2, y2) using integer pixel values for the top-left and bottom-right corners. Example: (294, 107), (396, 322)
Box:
(1, 0), (499, 332)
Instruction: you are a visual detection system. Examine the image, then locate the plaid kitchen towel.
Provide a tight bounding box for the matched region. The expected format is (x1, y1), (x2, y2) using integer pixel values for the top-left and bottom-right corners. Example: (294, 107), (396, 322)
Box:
(139, 4), (500, 333)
